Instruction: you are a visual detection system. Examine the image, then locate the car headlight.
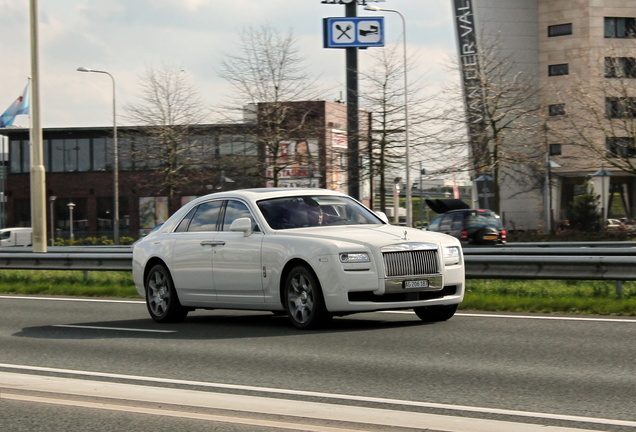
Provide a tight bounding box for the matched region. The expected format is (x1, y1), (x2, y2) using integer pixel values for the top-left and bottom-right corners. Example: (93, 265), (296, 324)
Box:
(444, 246), (461, 266)
(339, 252), (370, 263)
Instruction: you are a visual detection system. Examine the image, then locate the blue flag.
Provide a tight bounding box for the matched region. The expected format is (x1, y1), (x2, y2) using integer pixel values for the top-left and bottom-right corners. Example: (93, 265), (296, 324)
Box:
(0, 81), (30, 128)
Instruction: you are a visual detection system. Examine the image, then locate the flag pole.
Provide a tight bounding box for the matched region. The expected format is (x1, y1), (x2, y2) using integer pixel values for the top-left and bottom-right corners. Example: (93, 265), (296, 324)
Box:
(29, 0), (47, 252)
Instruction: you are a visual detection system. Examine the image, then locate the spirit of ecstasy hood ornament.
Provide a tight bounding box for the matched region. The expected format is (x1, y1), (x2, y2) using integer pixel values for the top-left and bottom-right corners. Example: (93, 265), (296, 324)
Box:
(403, 230), (408, 241)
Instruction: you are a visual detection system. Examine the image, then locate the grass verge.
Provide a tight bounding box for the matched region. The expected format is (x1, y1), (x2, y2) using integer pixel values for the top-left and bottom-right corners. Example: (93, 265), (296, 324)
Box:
(462, 279), (636, 315)
(0, 271), (634, 316)
(0, 270), (137, 298)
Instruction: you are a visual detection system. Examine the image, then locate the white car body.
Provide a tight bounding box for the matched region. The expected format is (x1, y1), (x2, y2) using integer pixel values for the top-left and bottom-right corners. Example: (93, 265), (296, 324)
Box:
(132, 188), (465, 329)
(0, 227), (32, 247)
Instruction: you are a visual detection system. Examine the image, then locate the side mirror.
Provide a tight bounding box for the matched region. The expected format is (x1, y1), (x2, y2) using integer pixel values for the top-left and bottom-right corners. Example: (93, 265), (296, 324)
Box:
(230, 217), (253, 237)
(375, 211), (389, 224)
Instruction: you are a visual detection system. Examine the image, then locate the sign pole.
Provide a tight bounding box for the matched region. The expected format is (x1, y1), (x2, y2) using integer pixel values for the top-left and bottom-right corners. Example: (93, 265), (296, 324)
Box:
(345, 1), (359, 200)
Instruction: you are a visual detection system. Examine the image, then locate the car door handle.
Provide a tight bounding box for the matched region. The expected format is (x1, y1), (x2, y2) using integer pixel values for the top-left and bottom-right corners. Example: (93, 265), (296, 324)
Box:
(200, 240), (226, 246)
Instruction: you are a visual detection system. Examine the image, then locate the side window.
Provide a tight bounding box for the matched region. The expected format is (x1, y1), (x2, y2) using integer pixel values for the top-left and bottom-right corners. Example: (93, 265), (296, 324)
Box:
(438, 214), (453, 231)
(428, 216), (441, 231)
(222, 200), (253, 231)
(450, 213), (464, 231)
(175, 207), (197, 232)
(188, 201), (223, 232)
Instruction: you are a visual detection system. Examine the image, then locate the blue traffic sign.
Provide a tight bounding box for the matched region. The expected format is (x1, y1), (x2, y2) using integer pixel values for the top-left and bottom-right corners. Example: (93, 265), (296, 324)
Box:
(323, 17), (384, 48)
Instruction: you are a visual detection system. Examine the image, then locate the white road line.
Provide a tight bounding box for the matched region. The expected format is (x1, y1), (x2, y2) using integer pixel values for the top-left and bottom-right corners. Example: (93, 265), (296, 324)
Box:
(52, 324), (176, 333)
(2, 294), (634, 323)
(0, 363), (634, 429)
(2, 392), (362, 432)
(0, 295), (143, 304)
(456, 313), (636, 323)
(0, 372), (607, 432)
(385, 310), (636, 323)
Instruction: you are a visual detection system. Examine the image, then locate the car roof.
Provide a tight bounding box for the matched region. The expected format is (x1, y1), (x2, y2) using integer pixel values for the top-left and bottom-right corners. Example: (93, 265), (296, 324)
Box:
(443, 209), (500, 216)
(186, 188), (350, 206)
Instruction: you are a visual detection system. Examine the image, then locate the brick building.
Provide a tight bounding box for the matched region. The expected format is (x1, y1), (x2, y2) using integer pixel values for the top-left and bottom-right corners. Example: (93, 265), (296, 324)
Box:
(0, 100), (361, 240)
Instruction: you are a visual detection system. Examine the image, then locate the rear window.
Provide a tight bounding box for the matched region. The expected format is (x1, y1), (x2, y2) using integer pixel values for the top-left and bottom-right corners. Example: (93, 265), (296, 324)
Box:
(466, 213), (502, 229)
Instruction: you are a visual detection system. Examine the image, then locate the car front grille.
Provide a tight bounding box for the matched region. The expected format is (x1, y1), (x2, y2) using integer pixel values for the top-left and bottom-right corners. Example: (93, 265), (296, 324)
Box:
(382, 250), (440, 277)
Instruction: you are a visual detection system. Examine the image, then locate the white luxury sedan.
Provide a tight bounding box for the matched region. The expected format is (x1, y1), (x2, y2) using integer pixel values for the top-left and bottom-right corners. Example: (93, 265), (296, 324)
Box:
(132, 188), (465, 329)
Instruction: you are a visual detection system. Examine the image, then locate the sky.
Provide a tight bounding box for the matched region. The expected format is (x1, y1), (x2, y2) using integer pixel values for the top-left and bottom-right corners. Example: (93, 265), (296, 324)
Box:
(0, 0), (460, 129)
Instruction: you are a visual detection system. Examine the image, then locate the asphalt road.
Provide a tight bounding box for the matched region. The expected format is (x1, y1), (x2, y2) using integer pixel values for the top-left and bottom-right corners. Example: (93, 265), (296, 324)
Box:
(1, 295), (635, 432)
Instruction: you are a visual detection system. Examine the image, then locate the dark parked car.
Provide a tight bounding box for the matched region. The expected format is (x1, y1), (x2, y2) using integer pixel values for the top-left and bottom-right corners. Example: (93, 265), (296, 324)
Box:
(426, 199), (506, 246)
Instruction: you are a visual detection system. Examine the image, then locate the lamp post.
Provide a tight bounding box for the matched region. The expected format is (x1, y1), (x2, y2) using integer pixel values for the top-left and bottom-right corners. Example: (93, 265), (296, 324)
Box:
(49, 195), (56, 246)
(592, 167), (613, 229)
(364, 5), (412, 227)
(67, 202), (75, 241)
(77, 67), (119, 244)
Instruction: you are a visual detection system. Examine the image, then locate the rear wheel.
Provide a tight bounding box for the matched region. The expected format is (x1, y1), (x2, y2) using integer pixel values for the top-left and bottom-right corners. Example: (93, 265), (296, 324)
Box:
(414, 304), (458, 322)
(284, 265), (331, 329)
(145, 264), (188, 323)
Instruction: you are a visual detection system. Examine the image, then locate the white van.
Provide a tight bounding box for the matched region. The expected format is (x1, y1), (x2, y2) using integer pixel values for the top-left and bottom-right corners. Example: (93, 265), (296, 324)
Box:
(0, 227), (32, 247)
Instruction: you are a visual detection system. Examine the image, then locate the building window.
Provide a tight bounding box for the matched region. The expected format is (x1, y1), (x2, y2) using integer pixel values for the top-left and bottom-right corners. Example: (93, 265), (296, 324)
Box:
(605, 57), (636, 78)
(548, 23), (572, 37)
(548, 64), (569, 76)
(606, 97), (636, 118)
(605, 17), (636, 38)
(549, 144), (562, 156)
(606, 137), (636, 157)
(548, 104), (566, 116)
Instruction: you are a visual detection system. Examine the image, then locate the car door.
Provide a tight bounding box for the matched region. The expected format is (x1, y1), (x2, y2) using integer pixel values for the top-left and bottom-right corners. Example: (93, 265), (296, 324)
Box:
(211, 199), (265, 305)
(171, 200), (223, 306)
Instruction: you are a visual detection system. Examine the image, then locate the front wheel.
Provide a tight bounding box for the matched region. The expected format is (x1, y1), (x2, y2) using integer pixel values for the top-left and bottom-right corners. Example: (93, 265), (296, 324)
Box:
(284, 265), (330, 329)
(145, 264), (188, 323)
(414, 304), (458, 322)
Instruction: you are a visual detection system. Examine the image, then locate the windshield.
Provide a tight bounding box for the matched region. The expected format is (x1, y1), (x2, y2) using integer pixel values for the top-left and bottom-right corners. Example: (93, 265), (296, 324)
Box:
(257, 195), (383, 229)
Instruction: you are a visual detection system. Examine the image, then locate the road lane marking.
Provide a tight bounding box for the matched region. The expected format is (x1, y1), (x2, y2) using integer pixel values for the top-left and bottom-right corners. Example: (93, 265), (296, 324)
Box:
(52, 324), (176, 333)
(0, 364), (634, 429)
(0, 295), (144, 304)
(2, 392), (362, 432)
(455, 313), (636, 323)
(0, 372), (605, 432)
(385, 311), (636, 323)
(3, 294), (634, 323)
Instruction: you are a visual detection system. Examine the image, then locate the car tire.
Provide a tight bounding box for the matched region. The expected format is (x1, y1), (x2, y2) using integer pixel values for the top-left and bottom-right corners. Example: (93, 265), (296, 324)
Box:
(413, 304), (458, 322)
(145, 264), (188, 323)
(284, 265), (331, 329)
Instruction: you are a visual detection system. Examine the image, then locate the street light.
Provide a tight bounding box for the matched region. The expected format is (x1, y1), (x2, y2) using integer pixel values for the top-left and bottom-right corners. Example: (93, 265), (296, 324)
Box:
(591, 167), (613, 228)
(77, 67), (119, 244)
(544, 159), (560, 234)
(49, 195), (56, 246)
(364, 5), (412, 227)
(67, 202), (75, 241)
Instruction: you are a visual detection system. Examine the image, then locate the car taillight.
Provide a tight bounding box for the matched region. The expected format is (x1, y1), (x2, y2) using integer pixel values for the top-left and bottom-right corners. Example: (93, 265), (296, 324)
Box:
(500, 229), (507, 242)
(460, 230), (468, 241)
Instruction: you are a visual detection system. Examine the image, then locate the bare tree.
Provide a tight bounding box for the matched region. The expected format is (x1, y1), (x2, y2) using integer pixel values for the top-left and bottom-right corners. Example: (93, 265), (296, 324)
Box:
(361, 45), (438, 213)
(552, 60), (636, 176)
(440, 42), (544, 213)
(124, 64), (211, 210)
(217, 25), (325, 187)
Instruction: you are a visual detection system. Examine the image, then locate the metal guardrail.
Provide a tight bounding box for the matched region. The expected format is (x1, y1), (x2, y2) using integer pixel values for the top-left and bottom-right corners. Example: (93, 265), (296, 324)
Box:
(465, 255), (636, 281)
(503, 241), (636, 248)
(0, 244), (635, 281)
(0, 253), (132, 271)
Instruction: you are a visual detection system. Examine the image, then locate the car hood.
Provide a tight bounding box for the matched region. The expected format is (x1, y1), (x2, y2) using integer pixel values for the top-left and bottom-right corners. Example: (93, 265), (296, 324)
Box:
(272, 224), (457, 248)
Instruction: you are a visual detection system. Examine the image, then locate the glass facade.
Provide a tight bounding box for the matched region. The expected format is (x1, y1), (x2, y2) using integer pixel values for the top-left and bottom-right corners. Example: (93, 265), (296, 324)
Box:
(8, 132), (256, 174)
